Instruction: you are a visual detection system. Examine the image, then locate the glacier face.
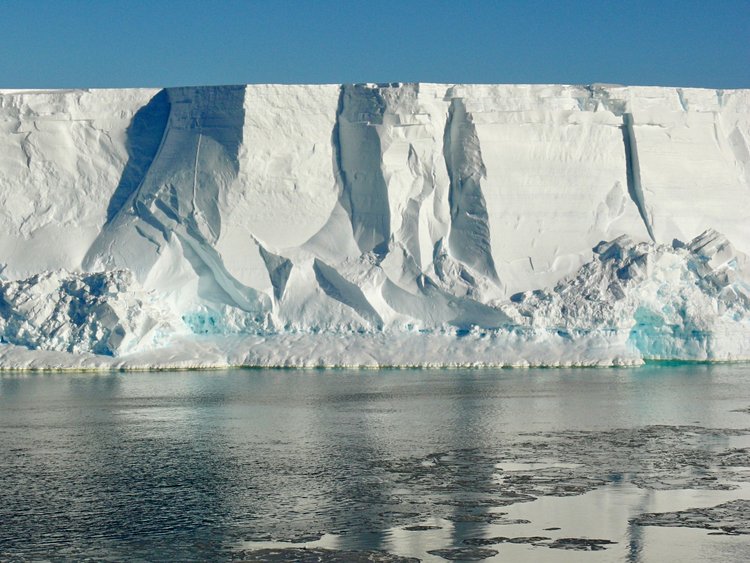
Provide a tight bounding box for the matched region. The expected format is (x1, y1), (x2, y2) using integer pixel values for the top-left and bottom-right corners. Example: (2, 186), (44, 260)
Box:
(0, 83), (748, 367)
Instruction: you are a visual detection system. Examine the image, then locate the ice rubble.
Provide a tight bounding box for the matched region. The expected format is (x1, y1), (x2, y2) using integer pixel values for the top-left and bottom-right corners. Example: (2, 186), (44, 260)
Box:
(0, 270), (186, 356)
(508, 229), (750, 361)
(0, 83), (748, 368)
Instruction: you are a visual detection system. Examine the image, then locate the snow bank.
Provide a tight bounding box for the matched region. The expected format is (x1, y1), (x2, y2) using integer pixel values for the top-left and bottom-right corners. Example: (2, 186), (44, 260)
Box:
(0, 84), (748, 368)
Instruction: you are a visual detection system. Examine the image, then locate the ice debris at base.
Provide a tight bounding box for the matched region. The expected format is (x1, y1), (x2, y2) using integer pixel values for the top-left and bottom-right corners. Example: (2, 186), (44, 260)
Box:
(508, 229), (750, 361)
(0, 83), (748, 367)
(0, 230), (747, 365)
(0, 270), (185, 356)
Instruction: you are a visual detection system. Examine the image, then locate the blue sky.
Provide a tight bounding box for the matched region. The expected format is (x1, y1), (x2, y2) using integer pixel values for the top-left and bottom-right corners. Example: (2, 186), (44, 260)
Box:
(1, 0), (748, 88)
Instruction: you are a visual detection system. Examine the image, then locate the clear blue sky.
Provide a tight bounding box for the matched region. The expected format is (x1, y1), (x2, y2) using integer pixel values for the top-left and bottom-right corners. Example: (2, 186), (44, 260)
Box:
(1, 0), (748, 89)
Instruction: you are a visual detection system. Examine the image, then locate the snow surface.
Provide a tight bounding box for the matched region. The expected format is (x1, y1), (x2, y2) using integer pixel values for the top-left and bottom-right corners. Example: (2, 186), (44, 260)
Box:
(0, 83), (748, 368)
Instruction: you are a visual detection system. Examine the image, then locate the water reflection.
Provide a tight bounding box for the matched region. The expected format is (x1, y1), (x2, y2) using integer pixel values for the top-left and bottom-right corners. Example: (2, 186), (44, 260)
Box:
(627, 492), (650, 563)
(0, 365), (749, 561)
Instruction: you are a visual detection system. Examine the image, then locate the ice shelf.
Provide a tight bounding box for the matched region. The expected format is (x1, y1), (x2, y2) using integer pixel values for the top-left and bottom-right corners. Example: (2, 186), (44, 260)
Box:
(0, 83), (748, 368)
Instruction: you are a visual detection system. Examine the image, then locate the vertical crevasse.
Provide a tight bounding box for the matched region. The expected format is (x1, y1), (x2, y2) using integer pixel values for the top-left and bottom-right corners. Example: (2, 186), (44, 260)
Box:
(621, 113), (656, 242)
(442, 96), (499, 282)
(332, 84), (391, 257)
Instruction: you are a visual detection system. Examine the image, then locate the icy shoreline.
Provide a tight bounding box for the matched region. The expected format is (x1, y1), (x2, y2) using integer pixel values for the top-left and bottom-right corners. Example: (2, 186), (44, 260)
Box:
(0, 332), (642, 371)
(0, 328), (747, 372)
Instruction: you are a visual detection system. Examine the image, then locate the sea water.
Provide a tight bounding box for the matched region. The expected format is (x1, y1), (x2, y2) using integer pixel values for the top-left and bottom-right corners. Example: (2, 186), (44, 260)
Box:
(1, 365), (749, 561)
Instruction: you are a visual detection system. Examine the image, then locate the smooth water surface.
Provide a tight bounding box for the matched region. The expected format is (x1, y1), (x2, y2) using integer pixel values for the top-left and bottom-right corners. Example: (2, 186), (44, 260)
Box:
(2, 365), (750, 561)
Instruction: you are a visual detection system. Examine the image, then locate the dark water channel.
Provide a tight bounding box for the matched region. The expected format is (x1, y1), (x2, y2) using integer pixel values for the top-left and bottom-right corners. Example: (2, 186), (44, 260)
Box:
(2, 365), (750, 561)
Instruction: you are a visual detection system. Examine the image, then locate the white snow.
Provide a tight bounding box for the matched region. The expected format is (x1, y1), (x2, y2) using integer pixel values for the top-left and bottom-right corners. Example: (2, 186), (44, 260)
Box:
(0, 83), (748, 369)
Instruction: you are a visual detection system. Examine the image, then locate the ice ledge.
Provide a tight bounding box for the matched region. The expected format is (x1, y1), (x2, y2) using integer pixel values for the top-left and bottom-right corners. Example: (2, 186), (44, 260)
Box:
(0, 332), (645, 370)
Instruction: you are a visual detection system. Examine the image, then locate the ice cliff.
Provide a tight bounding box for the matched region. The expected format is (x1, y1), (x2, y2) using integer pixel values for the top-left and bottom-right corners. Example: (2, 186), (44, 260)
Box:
(0, 83), (748, 368)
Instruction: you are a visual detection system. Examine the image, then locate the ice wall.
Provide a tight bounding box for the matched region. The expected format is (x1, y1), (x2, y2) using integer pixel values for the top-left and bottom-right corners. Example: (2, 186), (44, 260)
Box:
(0, 83), (748, 364)
(0, 88), (160, 276)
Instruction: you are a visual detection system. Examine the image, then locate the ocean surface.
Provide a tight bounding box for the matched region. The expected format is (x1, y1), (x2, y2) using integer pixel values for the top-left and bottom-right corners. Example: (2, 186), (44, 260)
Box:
(2, 365), (750, 562)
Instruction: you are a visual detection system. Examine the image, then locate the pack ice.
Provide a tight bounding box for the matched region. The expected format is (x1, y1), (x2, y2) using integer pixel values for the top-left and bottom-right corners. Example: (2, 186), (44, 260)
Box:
(0, 83), (748, 368)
